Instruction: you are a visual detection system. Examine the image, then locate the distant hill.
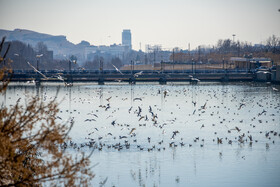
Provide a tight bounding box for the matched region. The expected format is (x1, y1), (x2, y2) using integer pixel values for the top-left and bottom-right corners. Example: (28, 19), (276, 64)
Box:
(0, 28), (90, 62)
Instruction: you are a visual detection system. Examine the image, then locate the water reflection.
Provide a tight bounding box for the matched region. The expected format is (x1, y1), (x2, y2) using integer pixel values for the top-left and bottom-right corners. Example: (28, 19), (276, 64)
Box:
(130, 84), (134, 106)
(2, 82), (280, 187)
(99, 85), (103, 106)
(67, 86), (72, 112)
(35, 84), (39, 98)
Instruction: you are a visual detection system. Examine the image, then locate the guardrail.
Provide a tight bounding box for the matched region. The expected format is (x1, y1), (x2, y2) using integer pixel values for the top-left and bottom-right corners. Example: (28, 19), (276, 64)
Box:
(10, 69), (251, 75)
(5, 69), (254, 84)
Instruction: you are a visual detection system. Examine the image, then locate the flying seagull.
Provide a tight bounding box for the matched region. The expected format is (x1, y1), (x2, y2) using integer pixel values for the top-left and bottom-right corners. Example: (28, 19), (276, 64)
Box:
(134, 71), (143, 77)
(26, 61), (48, 79)
(112, 64), (124, 75)
(133, 98), (142, 101)
(36, 54), (43, 58)
(129, 128), (136, 135)
(57, 75), (65, 81)
(70, 59), (77, 64)
(238, 102), (245, 110)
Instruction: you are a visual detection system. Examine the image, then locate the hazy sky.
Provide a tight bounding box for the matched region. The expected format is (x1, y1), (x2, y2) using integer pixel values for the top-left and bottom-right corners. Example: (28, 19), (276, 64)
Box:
(0, 0), (279, 50)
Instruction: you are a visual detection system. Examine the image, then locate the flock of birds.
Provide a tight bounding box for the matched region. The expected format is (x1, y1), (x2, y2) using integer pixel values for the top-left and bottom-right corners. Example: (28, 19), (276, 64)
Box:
(25, 61), (146, 86)
(5, 81), (279, 186)
(52, 83), (280, 155)
(26, 60), (74, 86)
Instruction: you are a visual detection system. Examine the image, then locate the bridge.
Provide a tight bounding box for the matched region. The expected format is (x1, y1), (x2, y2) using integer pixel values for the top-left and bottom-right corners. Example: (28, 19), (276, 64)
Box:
(5, 69), (254, 85)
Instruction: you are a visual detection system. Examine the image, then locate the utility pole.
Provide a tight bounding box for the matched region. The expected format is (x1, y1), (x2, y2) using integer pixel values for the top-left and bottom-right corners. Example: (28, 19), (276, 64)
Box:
(36, 58), (39, 74)
(161, 60), (163, 74)
(133, 60), (134, 73)
(194, 59), (196, 75)
(232, 34), (236, 56)
(172, 48), (175, 73)
(145, 54), (148, 65)
(198, 46), (201, 63)
(69, 60), (71, 73)
(172, 48), (175, 63)
(131, 60), (134, 75)
(188, 43), (191, 61)
(98, 59), (104, 85)
(35, 54), (43, 86)
(99, 59), (103, 74)
(68, 60), (73, 85)
(36, 58), (39, 84)
(225, 59), (228, 72)
(237, 42), (240, 57)
(192, 58), (194, 75)
(154, 49), (156, 65)
(222, 58), (225, 71)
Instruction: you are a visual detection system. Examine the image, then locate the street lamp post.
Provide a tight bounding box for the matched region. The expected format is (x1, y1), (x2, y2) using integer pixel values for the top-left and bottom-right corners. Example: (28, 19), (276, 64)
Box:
(98, 59), (104, 85)
(232, 34), (236, 43)
(36, 54), (43, 68)
(36, 59), (39, 72)
(223, 58), (225, 72)
(161, 60), (163, 74)
(99, 59), (103, 74)
(129, 60), (135, 85)
(35, 54), (43, 85)
(226, 59), (228, 72)
(192, 58), (194, 75)
(14, 53), (19, 69)
(194, 59), (196, 75)
(246, 58), (249, 73)
(68, 60), (73, 84)
(131, 60), (134, 75)
(172, 49), (175, 74)
(69, 60), (71, 74)
(68, 57), (76, 85)
(133, 60), (134, 74)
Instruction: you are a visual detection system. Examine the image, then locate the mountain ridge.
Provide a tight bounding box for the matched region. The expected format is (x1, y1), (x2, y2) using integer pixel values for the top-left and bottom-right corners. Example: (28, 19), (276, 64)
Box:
(0, 28), (89, 61)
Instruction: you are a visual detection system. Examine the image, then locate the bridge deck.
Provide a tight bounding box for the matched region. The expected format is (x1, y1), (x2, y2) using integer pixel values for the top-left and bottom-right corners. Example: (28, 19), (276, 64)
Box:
(5, 71), (254, 83)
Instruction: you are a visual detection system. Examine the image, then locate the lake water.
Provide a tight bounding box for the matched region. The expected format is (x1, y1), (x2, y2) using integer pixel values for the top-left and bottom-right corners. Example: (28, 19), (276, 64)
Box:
(2, 82), (280, 187)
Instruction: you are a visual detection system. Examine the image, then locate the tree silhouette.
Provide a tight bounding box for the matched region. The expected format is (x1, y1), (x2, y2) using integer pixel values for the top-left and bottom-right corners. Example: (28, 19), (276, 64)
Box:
(0, 37), (94, 186)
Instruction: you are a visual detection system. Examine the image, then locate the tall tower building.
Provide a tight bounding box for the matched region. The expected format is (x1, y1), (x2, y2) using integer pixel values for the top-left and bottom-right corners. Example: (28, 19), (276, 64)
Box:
(122, 29), (132, 50)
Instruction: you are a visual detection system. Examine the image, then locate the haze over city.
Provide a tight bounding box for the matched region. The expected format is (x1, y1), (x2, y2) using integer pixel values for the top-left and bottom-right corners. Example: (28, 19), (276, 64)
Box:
(1, 0), (279, 50)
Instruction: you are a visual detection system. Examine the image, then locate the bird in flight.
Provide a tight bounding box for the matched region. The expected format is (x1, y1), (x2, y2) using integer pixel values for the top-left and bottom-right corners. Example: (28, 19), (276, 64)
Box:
(134, 71), (143, 77)
(171, 130), (179, 139)
(238, 103), (245, 110)
(133, 98), (142, 101)
(112, 64), (124, 75)
(230, 126), (241, 132)
(201, 102), (207, 109)
(56, 75), (64, 81)
(106, 96), (112, 102)
(192, 101), (197, 107)
(26, 61), (48, 79)
(129, 128), (136, 135)
(163, 90), (168, 98)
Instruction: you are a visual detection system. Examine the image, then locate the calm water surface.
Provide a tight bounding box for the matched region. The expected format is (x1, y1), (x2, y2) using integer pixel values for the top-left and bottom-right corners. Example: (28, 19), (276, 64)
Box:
(2, 82), (280, 187)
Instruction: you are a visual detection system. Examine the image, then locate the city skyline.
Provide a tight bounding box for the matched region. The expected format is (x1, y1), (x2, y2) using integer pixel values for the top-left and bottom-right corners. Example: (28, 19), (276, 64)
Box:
(0, 0), (279, 50)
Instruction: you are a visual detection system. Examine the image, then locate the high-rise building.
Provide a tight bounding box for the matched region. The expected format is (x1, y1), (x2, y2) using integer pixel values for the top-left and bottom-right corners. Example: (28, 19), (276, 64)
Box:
(122, 29), (132, 50)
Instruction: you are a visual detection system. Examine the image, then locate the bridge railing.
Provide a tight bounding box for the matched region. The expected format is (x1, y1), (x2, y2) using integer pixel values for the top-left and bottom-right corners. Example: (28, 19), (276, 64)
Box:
(10, 68), (253, 78)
